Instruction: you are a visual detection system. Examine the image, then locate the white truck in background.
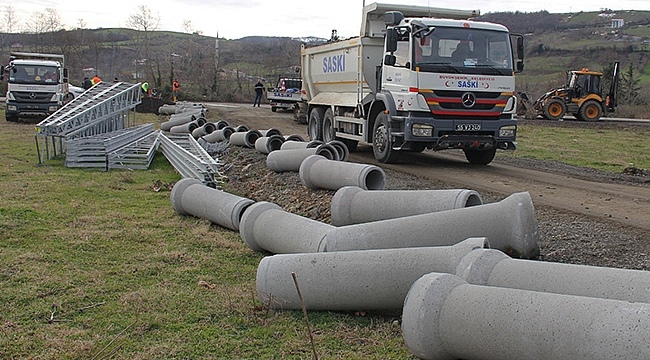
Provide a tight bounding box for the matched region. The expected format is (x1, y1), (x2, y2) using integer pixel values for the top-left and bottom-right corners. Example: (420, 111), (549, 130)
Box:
(301, 2), (524, 164)
(1, 52), (70, 122)
(267, 77), (303, 112)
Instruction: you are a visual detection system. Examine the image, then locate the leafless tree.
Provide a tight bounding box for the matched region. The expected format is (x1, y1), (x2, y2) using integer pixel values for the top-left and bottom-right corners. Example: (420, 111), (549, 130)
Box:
(126, 5), (161, 85)
(3, 5), (20, 33)
(26, 8), (63, 34)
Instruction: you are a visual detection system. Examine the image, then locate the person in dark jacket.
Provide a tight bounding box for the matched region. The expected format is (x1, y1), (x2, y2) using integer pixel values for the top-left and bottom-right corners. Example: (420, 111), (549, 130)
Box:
(253, 80), (265, 107)
(82, 77), (92, 90)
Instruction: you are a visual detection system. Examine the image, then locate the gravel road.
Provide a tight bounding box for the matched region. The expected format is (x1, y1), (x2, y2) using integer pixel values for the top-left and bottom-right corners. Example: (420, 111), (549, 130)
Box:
(207, 103), (650, 271)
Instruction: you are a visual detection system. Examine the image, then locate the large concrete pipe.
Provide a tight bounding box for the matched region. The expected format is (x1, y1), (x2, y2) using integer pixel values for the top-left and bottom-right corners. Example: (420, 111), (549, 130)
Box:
(234, 125), (249, 132)
(299, 155), (386, 191)
(321, 192), (539, 259)
(254, 135), (285, 154)
(239, 201), (334, 254)
(158, 104), (178, 115)
(284, 134), (305, 142)
(191, 122), (217, 138)
(202, 126), (235, 143)
(160, 111), (202, 131)
(327, 140), (349, 161)
(331, 186), (483, 226)
(402, 273), (650, 360)
(169, 119), (200, 134)
(229, 129), (263, 148)
(214, 120), (230, 130)
(280, 139), (323, 150)
(256, 238), (488, 311)
(170, 178), (254, 231)
(456, 248), (650, 303)
(259, 128), (283, 137)
(265, 145), (338, 172)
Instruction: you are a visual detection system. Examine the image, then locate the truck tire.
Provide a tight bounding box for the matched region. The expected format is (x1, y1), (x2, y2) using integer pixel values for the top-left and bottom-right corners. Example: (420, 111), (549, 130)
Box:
(372, 113), (399, 163)
(271, 106), (277, 112)
(308, 107), (325, 141)
(322, 108), (335, 143)
(579, 100), (602, 122)
(463, 148), (496, 165)
(542, 99), (566, 120)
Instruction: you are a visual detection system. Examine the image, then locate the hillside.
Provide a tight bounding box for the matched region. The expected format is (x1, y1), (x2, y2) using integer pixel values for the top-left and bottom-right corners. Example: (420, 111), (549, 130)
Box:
(1, 9), (649, 108)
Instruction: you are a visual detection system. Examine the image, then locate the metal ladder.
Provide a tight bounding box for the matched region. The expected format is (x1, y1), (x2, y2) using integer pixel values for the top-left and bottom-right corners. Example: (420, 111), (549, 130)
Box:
(35, 81), (142, 162)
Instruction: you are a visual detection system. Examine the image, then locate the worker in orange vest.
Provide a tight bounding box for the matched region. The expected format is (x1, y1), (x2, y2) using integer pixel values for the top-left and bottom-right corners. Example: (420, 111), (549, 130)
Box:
(91, 74), (102, 85)
(172, 79), (180, 102)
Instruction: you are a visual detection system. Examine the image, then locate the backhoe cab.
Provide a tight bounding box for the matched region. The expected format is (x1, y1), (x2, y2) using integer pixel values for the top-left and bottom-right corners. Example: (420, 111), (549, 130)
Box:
(533, 61), (620, 121)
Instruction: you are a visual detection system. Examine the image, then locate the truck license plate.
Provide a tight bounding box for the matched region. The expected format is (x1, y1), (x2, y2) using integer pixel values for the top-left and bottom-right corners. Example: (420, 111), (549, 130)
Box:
(455, 124), (481, 131)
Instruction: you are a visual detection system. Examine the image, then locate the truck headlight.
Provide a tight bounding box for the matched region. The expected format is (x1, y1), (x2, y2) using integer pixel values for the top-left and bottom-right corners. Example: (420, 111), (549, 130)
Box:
(412, 124), (433, 137)
(7, 105), (17, 111)
(7, 92), (15, 101)
(48, 105), (58, 112)
(50, 94), (59, 102)
(499, 125), (516, 138)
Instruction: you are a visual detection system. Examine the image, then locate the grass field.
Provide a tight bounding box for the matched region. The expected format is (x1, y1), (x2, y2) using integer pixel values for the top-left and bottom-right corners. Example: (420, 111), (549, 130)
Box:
(1, 109), (648, 359)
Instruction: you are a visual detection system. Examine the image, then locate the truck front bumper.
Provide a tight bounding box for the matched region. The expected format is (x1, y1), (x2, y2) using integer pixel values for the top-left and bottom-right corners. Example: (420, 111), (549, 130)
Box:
(6, 101), (59, 118)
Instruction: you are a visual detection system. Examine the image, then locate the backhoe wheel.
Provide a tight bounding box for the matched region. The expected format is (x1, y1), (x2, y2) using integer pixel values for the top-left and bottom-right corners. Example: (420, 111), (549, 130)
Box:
(322, 108), (335, 143)
(579, 100), (602, 122)
(463, 148), (496, 165)
(372, 113), (399, 163)
(308, 107), (325, 141)
(542, 99), (567, 120)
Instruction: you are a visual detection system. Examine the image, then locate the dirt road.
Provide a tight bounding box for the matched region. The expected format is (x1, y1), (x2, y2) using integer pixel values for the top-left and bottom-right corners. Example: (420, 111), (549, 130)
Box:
(207, 102), (650, 269)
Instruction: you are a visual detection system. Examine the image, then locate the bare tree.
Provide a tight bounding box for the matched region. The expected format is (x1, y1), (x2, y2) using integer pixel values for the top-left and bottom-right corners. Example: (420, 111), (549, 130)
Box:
(126, 5), (161, 85)
(77, 18), (87, 29)
(3, 5), (19, 33)
(26, 8), (63, 34)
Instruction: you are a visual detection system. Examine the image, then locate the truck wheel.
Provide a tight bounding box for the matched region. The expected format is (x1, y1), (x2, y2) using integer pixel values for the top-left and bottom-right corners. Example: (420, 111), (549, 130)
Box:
(6, 113), (18, 122)
(579, 100), (602, 122)
(542, 99), (566, 120)
(322, 108), (335, 143)
(271, 106), (277, 112)
(463, 148), (496, 165)
(372, 113), (399, 163)
(308, 107), (325, 141)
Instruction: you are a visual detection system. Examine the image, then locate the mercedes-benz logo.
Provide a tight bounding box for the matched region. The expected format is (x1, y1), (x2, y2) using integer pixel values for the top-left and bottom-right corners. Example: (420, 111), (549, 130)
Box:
(461, 92), (476, 108)
(29, 92), (37, 99)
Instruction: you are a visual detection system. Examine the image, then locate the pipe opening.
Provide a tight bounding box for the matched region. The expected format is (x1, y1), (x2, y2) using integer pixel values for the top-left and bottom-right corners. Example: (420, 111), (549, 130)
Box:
(364, 168), (386, 190)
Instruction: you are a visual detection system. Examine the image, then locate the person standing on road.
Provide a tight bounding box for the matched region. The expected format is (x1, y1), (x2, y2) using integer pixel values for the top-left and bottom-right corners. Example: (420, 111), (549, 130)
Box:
(253, 79), (265, 107)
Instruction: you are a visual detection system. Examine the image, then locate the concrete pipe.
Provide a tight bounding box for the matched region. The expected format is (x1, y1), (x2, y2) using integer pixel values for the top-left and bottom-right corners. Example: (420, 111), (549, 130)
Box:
(259, 128), (283, 137)
(202, 126), (235, 143)
(331, 186), (483, 226)
(158, 104), (178, 115)
(256, 238), (488, 311)
(402, 273), (650, 360)
(235, 125), (249, 132)
(170, 178), (254, 231)
(169, 120), (200, 134)
(299, 155), (386, 191)
(280, 139), (324, 150)
(327, 140), (349, 161)
(265, 145), (337, 172)
(321, 192), (539, 259)
(456, 248), (650, 303)
(194, 117), (207, 126)
(160, 112), (198, 131)
(191, 122), (217, 138)
(284, 134), (305, 142)
(239, 201), (334, 254)
(229, 129), (263, 148)
(254, 135), (285, 154)
(214, 120), (230, 130)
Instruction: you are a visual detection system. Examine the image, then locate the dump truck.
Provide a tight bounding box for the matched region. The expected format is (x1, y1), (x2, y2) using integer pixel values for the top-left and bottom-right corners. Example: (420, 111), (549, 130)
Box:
(531, 62), (620, 121)
(301, 2), (524, 164)
(1, 52), (70, 122)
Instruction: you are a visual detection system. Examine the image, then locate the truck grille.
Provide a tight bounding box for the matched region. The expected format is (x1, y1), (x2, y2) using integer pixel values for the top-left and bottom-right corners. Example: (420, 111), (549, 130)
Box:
(13, 91), (55, 102)
(421, 90), (510, 120)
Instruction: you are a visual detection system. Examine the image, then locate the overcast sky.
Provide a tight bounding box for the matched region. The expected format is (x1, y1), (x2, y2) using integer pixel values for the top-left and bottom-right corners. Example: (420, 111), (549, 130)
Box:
(7, 0), (650, 39)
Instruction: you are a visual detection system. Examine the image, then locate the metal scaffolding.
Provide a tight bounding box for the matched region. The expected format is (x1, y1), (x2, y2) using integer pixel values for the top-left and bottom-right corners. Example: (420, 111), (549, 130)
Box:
(158, 132), (225, 188)
(35, 81), (142, 163)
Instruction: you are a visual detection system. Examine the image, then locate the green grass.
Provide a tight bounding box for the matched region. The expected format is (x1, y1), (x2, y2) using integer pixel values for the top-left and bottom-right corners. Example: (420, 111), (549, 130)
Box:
(0, 111), (409, 359)
(500, 123), (650, 172)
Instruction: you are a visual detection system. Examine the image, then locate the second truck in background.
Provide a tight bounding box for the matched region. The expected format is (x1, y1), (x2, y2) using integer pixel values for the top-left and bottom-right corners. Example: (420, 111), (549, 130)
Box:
(300, 2), (524, 164)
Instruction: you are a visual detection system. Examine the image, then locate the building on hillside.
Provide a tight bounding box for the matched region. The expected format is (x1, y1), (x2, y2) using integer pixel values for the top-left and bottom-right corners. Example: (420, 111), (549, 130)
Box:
(611, 19), (624, 28)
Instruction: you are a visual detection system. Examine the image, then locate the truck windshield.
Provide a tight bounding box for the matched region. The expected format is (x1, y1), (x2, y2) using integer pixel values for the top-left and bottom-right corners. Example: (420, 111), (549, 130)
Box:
(412, 27), (513, 76)
(9, 65), (59, 85)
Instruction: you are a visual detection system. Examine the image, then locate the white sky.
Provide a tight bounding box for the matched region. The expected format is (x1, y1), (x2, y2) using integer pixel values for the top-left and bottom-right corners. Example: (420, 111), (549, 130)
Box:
(6, 0), (650, 39)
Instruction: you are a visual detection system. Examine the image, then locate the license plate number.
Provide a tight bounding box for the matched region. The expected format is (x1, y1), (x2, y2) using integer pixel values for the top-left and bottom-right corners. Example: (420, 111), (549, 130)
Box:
(455, 124), (481, 131)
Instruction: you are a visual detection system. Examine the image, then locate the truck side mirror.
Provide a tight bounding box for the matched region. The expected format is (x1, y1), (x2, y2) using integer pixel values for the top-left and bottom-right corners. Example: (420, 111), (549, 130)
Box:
(0, 65), (4, 81)
(516, 60), (524, 73)
(63, 68), (68, 79)
(384, 54), (396, 66)
(384, 11), (404, 26)
(385, 28), (398, 53)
